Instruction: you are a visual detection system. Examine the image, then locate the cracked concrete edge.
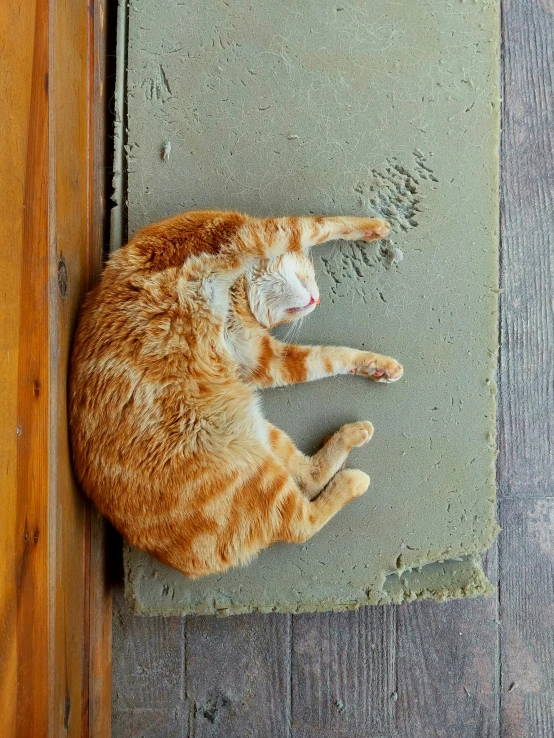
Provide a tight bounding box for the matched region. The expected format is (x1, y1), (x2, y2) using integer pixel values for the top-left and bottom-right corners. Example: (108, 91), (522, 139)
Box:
(379, 555), (495, 606)
(124, 544), (497, 617)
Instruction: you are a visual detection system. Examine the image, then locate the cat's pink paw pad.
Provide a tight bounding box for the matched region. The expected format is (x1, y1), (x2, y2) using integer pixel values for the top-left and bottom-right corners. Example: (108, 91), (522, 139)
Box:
(364, 224), (389, 239)
(352, 356), (403, 383)
(360, 220), (390, 242)
(374, 361), (403, 383)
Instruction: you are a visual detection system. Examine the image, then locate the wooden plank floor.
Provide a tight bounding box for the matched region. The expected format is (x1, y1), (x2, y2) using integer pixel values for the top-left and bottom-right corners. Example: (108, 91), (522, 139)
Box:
(111, 1), (554, 736)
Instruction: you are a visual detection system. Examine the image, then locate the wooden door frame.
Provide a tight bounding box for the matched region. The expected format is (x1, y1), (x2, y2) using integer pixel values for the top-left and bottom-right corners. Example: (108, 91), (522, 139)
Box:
(1, 0), (112, 736)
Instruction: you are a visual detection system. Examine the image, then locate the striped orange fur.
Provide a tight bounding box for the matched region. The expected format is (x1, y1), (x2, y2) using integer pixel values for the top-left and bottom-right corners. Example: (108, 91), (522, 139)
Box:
(69, 211), (403, 578)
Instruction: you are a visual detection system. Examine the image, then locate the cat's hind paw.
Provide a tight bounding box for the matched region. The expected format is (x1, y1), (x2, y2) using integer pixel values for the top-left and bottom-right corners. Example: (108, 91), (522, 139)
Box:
(338, 420), (375, 448)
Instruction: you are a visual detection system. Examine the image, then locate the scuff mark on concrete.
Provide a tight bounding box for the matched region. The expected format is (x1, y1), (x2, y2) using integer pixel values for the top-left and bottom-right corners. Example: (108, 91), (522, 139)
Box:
(319, 151), (436, 296)
(141, 63), (173, 102)
(354, 150), (437, 234)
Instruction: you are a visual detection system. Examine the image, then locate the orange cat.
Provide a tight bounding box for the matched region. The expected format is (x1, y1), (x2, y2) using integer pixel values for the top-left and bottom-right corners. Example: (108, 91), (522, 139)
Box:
(69, 211), (403, 578)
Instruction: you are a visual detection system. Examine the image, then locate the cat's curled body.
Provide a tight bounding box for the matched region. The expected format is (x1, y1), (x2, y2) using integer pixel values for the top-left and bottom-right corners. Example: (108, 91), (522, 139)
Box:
(70, 211), (403, 578)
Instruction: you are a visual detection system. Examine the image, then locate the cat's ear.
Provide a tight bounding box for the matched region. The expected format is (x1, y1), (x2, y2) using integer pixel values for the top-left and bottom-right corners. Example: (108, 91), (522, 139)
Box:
(247, 279), (272, 328)
(246, 269), (271, 329)
(244, 262), (272, 327)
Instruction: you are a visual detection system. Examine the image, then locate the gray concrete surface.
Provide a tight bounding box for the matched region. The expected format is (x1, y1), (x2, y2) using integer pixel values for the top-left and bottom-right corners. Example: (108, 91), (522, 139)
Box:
(119, 0), (500, 614)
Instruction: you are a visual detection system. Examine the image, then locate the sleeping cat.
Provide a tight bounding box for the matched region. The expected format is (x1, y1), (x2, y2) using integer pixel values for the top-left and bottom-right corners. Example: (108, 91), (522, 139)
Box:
(69, 210), (403, 578)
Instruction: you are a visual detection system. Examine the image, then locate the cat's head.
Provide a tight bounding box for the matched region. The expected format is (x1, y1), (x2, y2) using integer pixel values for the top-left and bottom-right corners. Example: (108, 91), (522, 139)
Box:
(246, 252), (320, 328)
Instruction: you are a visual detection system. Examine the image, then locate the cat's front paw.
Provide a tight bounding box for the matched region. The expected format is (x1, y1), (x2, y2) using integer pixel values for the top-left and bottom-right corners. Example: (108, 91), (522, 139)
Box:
(359, 218), (390, 242)
(350, 354), (403, 383)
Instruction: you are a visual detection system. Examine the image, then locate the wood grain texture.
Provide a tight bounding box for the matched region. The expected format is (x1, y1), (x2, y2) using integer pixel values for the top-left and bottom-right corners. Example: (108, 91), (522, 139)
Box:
(112, 587), (184, 709)
(51, 1), (94, 735)
(51, 0), (112, 734)
(0, 0), (111, 735)
(89, 508), (114, 736)
(498, 0), (554, 497)
(112, 709), (187, 738)
(499, 499), (554, 738)
(395, 548), (499, 738)
(185, 613), (291, 738)
(497, 1), (554, 734)
(88, 0), (113, 732)
(291, 607), (396, 738)
(9, 1), (50, 735)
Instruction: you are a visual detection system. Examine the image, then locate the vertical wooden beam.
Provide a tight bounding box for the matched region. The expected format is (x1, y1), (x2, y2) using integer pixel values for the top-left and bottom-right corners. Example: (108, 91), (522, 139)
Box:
(88, 1), (112, 734)
(14, 1), (51, 735)
(498, 0), (554, 497)
(0, 0), (111, 736)
(0, 1), (51, 735)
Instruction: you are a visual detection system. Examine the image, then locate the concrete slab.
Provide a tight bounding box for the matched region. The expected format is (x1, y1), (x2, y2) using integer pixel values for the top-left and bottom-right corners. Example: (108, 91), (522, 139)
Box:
(119, 0), (500, 614)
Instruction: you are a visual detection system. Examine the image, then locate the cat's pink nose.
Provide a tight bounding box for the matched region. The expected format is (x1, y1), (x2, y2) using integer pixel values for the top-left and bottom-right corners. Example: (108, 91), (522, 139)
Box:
(308, 295), (320, 307)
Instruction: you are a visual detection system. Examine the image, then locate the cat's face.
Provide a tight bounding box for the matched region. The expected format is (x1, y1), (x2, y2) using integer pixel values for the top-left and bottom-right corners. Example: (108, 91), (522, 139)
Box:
(246, 252), (320, 328)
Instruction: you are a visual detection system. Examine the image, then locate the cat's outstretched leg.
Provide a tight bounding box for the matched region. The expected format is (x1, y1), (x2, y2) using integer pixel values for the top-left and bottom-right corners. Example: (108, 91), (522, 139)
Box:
(243, 214), (390, 263)
(249, 337), (403, 387)
(202, 214), (391, 278)
(266, 420), (374, 501)
(295, 215), (390, 248)
(128, 210), (390, 279)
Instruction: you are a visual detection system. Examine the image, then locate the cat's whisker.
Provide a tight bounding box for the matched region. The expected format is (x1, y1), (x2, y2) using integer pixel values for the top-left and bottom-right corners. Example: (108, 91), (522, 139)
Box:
(286, 318), (303, 350)
(283, 321), (297, 343)
(282, 316), (304, 353)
